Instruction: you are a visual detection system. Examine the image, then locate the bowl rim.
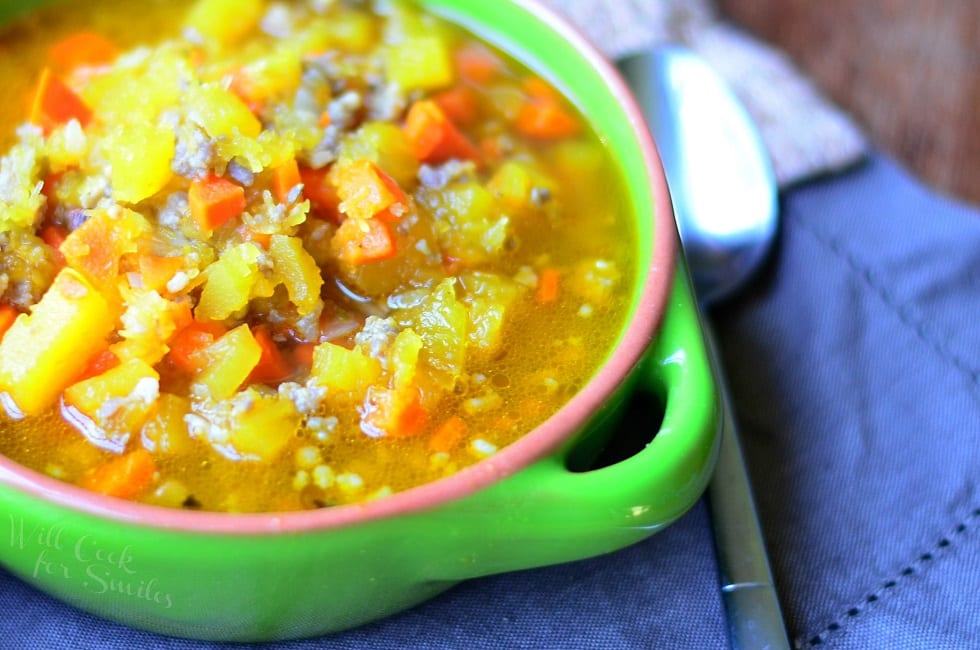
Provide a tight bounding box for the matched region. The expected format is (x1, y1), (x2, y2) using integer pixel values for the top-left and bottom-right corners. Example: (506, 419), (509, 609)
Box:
(0, 0), (677, 535)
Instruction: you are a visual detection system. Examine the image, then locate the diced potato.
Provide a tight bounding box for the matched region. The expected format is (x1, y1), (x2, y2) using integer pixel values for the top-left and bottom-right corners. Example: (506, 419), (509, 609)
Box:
(186, 83), (262, 140)
(0, 268), (116, 416)
(193, 324), (262, 400)
(395, 279), (467, 389)
(63, 358), (160, 439)
(141, 393), (193, 454)
(185, 0), (264, 47)
(459, 271), (524, 353)
(384, 35), (453, 92)
(423, 181), (508, 264)
(84, 48), (187, 124)
(229, 391), (300, 461)
(236, 46), (303, 104)
(310, 342), (381, 393)
(568, 258), (621, 305)
(269, 234), (323, 314)
(104, 122), (176, 204)
(487, 161), (555, 216)
(295, 11), (376, 54)
(195, 243), (264, 321)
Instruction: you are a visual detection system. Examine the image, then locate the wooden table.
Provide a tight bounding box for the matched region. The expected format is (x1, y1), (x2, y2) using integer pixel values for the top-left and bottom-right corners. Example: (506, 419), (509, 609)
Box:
(717, 0), (980, 207)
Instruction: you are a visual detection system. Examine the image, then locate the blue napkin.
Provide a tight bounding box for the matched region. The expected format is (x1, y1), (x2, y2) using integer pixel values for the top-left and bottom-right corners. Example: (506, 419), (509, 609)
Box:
(714, 151), (980, 648)
(3, 151), (978, 648)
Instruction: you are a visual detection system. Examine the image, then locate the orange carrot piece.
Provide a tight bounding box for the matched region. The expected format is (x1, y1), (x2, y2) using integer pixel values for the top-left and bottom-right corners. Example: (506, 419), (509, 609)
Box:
(48, 32), (117, 71)
(403, 100), (479, 164)
(188, 174), (246, 231)
(535, 267), (561, 304)
(334, 217), (397, 266)
(429, 415), (468, 453)
(0, 304), (19, 341)
(248, 326), (292, 384)
(80, 448), (156, 500)
(76, 349), (121, 382)
(292, 342), (316, 370)
(332, 159), (408, 222)
(168, 321), (226, 374)
(455, 44), (501, 84)
(40, 223), (68, 251)
(433, 85), (478, 125)
(273, 158), (302, 204)
(29, 67), (92, 133)
(516, 99), (580, 140)
(299, 166), (341, 222)
(366, 387), (428, 438)
(137, 254), (185, 292)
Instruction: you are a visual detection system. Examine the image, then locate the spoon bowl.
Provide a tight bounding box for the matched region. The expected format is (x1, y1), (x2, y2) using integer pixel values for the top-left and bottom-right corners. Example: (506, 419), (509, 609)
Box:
(620, 46), (778, 305)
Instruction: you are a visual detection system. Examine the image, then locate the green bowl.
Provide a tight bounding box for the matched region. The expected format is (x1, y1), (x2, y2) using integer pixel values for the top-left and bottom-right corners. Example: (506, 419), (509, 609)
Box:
(0, 0), (719, 641)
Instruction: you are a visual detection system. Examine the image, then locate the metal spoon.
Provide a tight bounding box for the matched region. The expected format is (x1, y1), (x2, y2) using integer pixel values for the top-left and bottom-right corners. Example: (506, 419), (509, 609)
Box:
(618, 47), (789, 649)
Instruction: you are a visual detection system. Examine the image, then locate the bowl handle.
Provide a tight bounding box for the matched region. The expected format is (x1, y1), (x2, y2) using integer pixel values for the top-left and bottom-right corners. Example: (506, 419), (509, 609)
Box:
(430, 269), (720, 580)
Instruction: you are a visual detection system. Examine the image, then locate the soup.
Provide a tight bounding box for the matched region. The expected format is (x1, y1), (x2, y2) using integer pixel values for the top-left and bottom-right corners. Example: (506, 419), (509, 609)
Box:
(0, 0), (635, 512)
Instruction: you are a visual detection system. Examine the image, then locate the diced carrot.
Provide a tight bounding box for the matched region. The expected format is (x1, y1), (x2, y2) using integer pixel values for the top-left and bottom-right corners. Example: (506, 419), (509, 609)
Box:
(48, 32), (117, 71)
(515, 95), (581, 140)
(331, 159), (408, 222)
(273, 158), (302, 204)
(429, 415), (468, 453)
(535, 267), (560, 304)
(478, 135), (505, 162)
(433, 85), (478, 125)
(318, 110), (332, 128)
(188, 174), (247, 231)
(248, 325), (293, 384)
(242, 228), (272, 249)
(403, 100), (479, 164)
(80, 448), (156, 500)
(333, 217), (397, 266)
(29, 67), (92, 133)
(167, 320), (227, 374)
(455, 44), (501, 84)
(522, 76), (560, 103)
(137, 254), (185, 292)
(365, 386), (428, 438)
(0, 305), (19, 341)
(39, 224), (68, 264)
(292, 341), (316, 370)
(76, 348), (120, 382)
(299, 166), (341, 222)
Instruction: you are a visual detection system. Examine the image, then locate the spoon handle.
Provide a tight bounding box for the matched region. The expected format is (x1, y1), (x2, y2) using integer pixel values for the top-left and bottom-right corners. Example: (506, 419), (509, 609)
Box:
(704, 324), (790, 650)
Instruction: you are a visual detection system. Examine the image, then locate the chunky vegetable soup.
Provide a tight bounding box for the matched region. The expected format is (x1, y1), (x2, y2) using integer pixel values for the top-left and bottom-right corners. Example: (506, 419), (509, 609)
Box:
(0, 0), (635, 512)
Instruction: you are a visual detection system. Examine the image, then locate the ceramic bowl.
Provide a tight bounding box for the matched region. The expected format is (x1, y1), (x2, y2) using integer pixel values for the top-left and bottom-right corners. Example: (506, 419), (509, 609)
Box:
(0, 0), (719, 641)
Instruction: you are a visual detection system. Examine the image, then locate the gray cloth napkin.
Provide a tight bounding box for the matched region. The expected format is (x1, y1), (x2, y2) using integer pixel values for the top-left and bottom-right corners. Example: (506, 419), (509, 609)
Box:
(542, 0), (867, 187)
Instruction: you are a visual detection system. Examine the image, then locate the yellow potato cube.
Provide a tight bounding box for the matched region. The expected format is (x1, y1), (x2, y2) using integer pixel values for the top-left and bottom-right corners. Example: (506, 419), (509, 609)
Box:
(0, 269), (116, 417)
(63, 358), (160, 440)
(384, 35), (453, 92)
(229, 392), (300, 461)
(187, 83), (262, 140)
(185, 0), (264, 47)
(269, 235), (323, 315)
(141, 393), (192, 455)
(195, 243), (263, 321)
(105, 122), (176, 204)
(193, 324), (262, 400)
(311, 342), (381, 393)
